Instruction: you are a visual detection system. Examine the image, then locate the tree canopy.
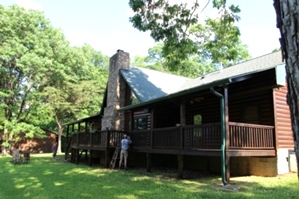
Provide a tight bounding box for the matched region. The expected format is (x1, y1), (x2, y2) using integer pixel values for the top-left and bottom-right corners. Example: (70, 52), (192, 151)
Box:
(0, 5), (108, 152)
(129, 0), (250, 74)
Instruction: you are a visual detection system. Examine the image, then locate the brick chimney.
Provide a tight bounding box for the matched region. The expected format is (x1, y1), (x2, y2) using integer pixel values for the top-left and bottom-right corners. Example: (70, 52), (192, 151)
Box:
(101, 50), (130, 130)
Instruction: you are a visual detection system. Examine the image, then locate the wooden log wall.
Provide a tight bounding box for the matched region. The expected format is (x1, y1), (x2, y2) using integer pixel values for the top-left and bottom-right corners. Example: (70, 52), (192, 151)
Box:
(274, 85), (294, 149)
(185, 93), (220, 125)
(228, 70), (276, 125)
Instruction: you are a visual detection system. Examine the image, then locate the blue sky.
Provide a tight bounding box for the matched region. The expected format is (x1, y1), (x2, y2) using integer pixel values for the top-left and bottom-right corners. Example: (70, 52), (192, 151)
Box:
(2, 0), (280, 59)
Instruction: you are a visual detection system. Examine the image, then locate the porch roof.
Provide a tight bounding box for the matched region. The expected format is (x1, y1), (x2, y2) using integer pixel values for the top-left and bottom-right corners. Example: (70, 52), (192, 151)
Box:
(119, 51), (284, 111)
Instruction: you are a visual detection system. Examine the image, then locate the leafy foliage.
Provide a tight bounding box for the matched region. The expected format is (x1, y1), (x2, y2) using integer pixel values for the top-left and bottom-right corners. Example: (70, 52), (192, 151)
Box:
(0, 5), (108, 151)
(129, 0), (200, 68)
(0, 5), (65, 146)
(129, 0), (250, 74)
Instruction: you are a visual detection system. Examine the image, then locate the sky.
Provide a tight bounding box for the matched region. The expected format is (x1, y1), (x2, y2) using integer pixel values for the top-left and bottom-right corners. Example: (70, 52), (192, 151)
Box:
(2, 0), (280, 59)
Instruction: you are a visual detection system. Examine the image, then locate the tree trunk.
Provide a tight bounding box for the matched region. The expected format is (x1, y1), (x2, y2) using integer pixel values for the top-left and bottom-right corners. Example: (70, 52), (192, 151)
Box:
(2, 127), (8, 155)
(57, 126), (63, 154)
(274, 0), (299, 179)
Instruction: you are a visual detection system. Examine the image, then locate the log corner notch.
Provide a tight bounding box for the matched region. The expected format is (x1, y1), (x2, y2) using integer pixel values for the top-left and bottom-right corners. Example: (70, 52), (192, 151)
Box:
(273, 0), (299, 179)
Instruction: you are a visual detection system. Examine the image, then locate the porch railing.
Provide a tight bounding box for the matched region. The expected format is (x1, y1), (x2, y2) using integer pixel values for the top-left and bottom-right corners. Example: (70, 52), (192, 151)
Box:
(71, 122), (275, 150)
(129, 130), (151, 148)
(228, 122), (275, 149)
(153, 127), (181, 148)
(72, 130), (124, 148)
(184, 123), (222, 149)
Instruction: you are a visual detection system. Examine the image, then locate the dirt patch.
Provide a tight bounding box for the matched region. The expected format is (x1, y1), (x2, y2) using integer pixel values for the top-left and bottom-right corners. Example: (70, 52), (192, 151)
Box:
(214, 184), (241, 191)
(130, 166), (218, 179)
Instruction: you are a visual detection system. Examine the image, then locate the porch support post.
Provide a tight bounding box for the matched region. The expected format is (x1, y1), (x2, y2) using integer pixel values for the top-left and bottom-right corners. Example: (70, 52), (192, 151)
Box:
(85, 149), (88, 161)
(105, 130), (111, 168)
(76, 132), (79, 146)
(65, 125), (70, 160)
(146, 153), (151, 172)
(105, 149), (110, 168)
(85, 121), (88, 132)
(88, 150), (93, 166)
(150, 108), (154, 148)
(71, 148), (74, 163)
(178, 154), (184, 179)
(90, 132), (93, 147)
(129, 110), (134, 131)
(224, 87), (230, 182)
(147, 108), (153, 172)
(76, 149), (79, 165)
(178, 101), (185, 179)
(180, 101), (186, 148)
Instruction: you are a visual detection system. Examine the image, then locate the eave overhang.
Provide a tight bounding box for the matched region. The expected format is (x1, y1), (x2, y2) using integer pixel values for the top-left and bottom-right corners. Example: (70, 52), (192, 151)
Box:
(118, 78), (232, 112)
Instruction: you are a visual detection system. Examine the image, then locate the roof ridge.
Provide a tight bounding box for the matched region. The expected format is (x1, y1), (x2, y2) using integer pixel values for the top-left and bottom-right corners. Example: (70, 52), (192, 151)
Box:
(129, 66), (191, 79)
(197, 50), (282, 80)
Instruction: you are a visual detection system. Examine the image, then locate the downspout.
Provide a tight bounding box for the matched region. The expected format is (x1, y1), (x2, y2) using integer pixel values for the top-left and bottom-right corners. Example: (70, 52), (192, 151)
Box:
(210, 87), (227, 186)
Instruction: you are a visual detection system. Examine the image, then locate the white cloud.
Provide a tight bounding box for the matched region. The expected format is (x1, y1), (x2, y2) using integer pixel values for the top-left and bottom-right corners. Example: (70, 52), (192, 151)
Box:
(16, 0), (43, 11)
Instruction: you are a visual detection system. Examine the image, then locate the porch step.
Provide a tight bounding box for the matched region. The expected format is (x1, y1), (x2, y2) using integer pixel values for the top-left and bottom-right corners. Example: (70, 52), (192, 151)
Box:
(110, 145), (120, 169)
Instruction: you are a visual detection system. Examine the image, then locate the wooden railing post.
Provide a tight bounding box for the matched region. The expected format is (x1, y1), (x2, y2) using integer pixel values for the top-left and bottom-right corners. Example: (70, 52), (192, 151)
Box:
(64, 125), (70, 160)
(106, 129), (110, 147)
(180, 101), (185, 149)
(180, 125), (184, 149)
(146, 153), (151, 172)
(150, 109), (154, 149)
(76, 133), (79, 147)
(150, 130), (153, 149)
(90, 132), (93, 147)
(105, 129), (111, 168)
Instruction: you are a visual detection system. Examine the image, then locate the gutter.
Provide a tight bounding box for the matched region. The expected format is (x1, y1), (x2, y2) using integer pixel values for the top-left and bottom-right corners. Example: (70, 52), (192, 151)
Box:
(210, 87), (228, 186)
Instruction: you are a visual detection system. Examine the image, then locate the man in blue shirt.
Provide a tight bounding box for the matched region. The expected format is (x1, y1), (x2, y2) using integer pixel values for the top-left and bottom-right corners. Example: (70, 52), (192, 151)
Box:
(119, 134), (132, 170)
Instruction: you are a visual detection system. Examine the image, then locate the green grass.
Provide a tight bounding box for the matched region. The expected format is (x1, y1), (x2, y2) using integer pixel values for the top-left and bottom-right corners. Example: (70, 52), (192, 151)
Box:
(0, 154), (298, 199)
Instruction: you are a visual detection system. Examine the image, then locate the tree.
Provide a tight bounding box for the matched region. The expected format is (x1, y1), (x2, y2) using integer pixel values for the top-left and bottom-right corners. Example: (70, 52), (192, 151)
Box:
(41, 45), (108, 154)
(129, 0), (250, 72)
(81, 44), (109, 70)
(0, 5), (66, 152)
(192, 17), (250, 67)
(273, 0), (299, 179)
(135, 43), (215, 78)
(0, 5), (109, 154)
(131, 43), (166, 71)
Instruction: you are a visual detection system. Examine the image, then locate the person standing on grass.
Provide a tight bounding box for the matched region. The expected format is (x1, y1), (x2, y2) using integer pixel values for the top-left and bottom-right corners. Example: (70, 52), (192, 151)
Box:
(119, 134), (132, 170)
(52, 142), (58, 160)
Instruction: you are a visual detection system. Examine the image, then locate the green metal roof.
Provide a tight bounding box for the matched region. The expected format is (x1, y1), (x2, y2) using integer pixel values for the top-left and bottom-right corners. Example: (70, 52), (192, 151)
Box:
(120, 67), (190, 102)
(179, 51), (283, 91)
(119, 51), (284, 111)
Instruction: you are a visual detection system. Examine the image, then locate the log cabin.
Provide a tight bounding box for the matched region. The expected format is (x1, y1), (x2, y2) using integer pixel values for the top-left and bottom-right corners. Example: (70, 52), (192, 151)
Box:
(64, 50), (296, 183)
(1, 130), (58, 154)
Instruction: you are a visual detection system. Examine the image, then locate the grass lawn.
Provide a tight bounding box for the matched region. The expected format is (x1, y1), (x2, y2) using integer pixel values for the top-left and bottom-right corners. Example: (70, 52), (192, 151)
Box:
(0, 154), (298, 199)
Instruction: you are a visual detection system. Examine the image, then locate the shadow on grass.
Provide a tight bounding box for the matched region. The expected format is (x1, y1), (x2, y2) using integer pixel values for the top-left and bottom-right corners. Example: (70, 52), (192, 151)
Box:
(0, 154), (298, 199)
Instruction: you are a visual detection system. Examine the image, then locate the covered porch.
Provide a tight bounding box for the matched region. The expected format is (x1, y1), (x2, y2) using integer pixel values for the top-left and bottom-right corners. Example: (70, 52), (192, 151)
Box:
(66, 121), (275, 165)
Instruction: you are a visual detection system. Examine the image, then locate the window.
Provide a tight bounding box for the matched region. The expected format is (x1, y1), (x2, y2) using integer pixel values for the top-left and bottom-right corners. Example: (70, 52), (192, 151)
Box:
(243, 105), (259, 124)
(134, 117), (148, 130)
